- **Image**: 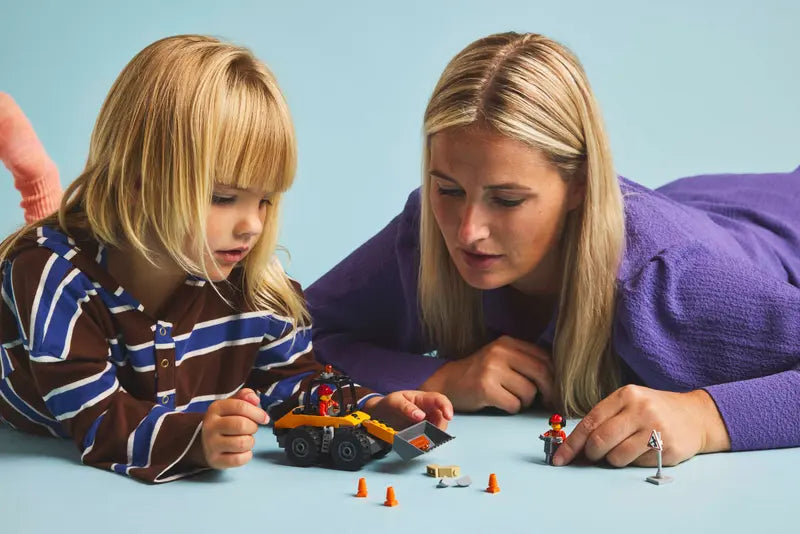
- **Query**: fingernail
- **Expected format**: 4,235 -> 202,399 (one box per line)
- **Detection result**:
264,413 -> 270,424
553,456 -> 564,467
412,409 -> 424,420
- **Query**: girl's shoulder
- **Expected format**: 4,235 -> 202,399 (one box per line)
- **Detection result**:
6,226 -> 102,273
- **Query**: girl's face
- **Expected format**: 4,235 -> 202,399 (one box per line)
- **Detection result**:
202,183 -> 272,281
428,126 -> 584,295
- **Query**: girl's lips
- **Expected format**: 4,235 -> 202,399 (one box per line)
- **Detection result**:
215,249 -> 247,264
460,249 -> 503,270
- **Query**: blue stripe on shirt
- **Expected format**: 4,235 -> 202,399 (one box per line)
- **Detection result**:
0,344 -> 14,379
42,364 -> 118,421
255,327 -> 312,369
260,372 -> 312,408
0,379 -> 66,437
176,314 -> 269,362
82,412 -> 105,450
130,405 -> 170,469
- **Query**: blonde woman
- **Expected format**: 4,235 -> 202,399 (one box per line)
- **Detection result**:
0,35 -> 451,483
308,32 -> 800,467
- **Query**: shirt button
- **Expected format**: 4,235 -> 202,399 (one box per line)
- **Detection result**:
160,358 -> 169,368
161,395 -> 169,405
159,326 -> 167,336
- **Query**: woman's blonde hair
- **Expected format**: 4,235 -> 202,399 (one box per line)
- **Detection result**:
0,34 -> 307,324
420,32 -> 624,416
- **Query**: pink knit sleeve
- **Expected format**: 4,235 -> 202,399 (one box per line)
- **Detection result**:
0,92 -> 63,223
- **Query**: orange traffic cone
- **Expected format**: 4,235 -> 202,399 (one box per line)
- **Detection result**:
486,473 -> 500,494
356,477 -> 368,498
384,486 -> 399,507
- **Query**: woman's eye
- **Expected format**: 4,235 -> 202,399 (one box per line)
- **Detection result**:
493,197 -> 525,208
211,194 -> 235,205
436,185 -> 464,197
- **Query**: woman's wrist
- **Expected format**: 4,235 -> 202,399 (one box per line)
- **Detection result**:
689,389 -> 731,454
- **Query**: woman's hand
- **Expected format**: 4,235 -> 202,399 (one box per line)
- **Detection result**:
362,390 -> 453,430
420,335 -> 554,413
553,385 -> 731,467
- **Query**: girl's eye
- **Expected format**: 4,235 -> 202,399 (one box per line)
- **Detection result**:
436,185 -> 464,198
260,198 -> 273,207
212,194 -> 235,205
492,197 -> 525,208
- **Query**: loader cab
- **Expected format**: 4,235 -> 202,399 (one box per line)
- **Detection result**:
300,365 -> 359,417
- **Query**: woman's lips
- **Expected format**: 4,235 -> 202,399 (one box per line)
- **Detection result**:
460,249 -> 502,270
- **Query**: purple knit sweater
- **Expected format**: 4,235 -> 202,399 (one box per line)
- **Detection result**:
307,168 -> 800,451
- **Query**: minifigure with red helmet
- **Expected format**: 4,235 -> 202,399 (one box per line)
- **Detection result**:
317,384 -> 340,416
539,414 -> 568,465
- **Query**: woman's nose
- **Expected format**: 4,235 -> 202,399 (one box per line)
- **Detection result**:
457,203 -> 489,244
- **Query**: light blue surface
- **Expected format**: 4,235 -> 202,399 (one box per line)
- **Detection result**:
0,413 -> 795,534
1,1 -> 798,286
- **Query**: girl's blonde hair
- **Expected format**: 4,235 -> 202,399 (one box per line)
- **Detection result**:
420,32 -> 625,416
0,34 -> 307,323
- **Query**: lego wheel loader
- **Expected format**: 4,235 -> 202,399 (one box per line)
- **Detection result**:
273,366 -> 454,470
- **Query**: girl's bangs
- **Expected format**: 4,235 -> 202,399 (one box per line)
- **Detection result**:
213,82 -> 295,195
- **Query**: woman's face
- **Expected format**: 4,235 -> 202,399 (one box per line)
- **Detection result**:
428,126 -> 584,295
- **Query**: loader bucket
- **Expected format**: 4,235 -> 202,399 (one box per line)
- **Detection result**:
392,421 -> 454,460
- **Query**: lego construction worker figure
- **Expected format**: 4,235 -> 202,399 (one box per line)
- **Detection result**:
539,414 -> 568,465
317,384 -> 340,416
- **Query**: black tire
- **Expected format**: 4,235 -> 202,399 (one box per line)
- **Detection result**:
372,442 -> 392,459
284,427 -> 321,467
330,429 -> 372,471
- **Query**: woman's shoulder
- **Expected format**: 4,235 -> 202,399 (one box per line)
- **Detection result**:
617,177 -> 706,282
618,168 -> 800,284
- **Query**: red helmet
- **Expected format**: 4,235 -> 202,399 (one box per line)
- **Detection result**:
549,414 -> 566,427
318,384 -> 333,396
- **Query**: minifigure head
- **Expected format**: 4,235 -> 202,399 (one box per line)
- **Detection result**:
548,413 -> 566,431
318,384 -> 334,398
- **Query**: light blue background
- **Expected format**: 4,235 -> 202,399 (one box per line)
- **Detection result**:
1,0 -> 798,286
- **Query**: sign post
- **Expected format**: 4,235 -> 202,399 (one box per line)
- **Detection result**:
645,430 -> 673,485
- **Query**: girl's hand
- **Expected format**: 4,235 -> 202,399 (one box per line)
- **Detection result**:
553,385 -> 731,467
199,388 -> 269,469
362,390 -> 453,430
420,335 -> 554,413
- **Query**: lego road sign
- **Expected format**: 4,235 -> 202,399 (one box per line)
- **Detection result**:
647,430 -> 663,451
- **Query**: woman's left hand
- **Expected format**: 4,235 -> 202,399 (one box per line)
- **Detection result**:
363,391 -> 454,430
553,385 -> 731,467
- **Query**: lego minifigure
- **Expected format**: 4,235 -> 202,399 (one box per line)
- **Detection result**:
539,414 -> 568,465
317,384 -> 340,416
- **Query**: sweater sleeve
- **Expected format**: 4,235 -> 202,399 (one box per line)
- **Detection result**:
8,249 -> 204,483
0,92 -> 62,223
247,319 -> 382,421
306,190 -> 446,393
613,242 -> 800,451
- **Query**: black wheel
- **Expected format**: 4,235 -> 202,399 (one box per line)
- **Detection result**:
330,429 -> 372,471
284,427 -> 321,467
372,442 -> 392,459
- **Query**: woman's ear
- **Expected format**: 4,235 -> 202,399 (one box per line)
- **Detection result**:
566,161 -> 587,211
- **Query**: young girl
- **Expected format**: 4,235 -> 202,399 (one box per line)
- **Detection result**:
306,32 -> 800,467
0,35 -> 451,483
0,92 -> 62,222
